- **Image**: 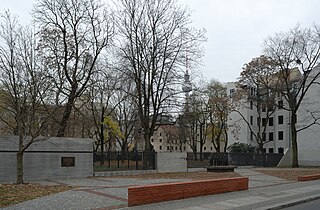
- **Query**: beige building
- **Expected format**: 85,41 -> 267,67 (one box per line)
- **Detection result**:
150,124 -> 217,153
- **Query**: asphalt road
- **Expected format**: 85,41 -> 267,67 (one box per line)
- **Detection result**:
282,198 -> 320,210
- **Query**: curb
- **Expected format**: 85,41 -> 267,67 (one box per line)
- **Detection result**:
265,195 -> 320,210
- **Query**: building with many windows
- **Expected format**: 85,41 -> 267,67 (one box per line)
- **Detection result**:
150,124 -> 217,153
226,82 -> 291,154
226,65 -> 320,165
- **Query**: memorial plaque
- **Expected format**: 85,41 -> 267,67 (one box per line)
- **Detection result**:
61,157 -> 75,167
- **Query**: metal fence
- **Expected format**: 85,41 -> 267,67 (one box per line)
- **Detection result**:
187,152 -> 283,168
93,151 -> 156,171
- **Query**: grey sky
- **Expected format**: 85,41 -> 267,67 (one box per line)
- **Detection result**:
2,0 -> 320,82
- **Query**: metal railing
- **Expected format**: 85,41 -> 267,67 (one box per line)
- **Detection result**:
93,151 -> 156,171
187,152 -> 283,168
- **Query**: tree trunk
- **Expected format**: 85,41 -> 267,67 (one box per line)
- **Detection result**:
199,123 -> 203,161
258,143 -> 264,154
16,151 -> 24,184
57,95 -> 75,137
224,129 -> 228,153
100,122 -> 105,166
193,148 -> 198,161
100,108 -> 105,166
291,123 -> 299,167
143,132 -> 154,169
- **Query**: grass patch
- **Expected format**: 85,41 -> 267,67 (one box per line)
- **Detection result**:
0,183 -> 72,208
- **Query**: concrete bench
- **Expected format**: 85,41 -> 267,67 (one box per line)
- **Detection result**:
128,177 -> 248,206
206,165 -> 237,172
298,174 -> 320,181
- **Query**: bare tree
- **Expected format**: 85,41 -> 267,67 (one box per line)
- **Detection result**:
33,0 -> 114,137
188,88 -> 209,160
236,55 -> 278,153
161,124 -> 185,152
112,82 -> 138,153
206,80 -> 232,153
264,25 -> 320,167
0,12 -> 50,184
86,65 -> 119,166
115,0 -> 205,155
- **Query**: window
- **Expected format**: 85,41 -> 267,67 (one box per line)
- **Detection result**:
262,118 -> 267,126
250,132 -> 254,141
263,148 -> 267,153
250,101 -> 253,110
159,138 -> 162,142
167,146 -> 170,150
269,117 -> 274,126
262,132 -> 266,141
175,146 -> 178,150
210,147 -> 213,151
183,146 -> 186,151
278,131 -> 284,140
61,157 -> 75,167
151,138 -> 153,142
262,105 -> 266,112
269,132 -> 274,141
278,100 -> 283,109
250,116 -> 253,125
269,148 -> 274,154
159,132 -> 162,136
278,147 -> 284,154
159,146 -> 162,150
257,117 -> 260,126
230,89 -> 235,97
204,146 -> 207,151
250,87 -> 256,96
278,115 -> 283,125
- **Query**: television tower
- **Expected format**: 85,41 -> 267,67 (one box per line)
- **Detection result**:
182,59 -> 192,112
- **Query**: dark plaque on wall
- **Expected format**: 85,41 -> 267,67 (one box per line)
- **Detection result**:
61,157 -> 75,167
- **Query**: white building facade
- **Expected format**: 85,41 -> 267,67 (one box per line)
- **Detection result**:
226,65 -> 320,165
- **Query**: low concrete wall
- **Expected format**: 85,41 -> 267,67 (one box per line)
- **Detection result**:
0,136 -> 93,182
157,152 -> 187,173
298,150 -> 320,166
277,148 -> 293,167
277,148 -> 320,167
128,177 -> 249,206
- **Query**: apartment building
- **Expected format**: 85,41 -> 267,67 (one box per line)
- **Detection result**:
226,65 -> 320,166
226,82 -> 291,154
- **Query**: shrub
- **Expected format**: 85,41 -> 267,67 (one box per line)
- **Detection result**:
227,142 -> 256,153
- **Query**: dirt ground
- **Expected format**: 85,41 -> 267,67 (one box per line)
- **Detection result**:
113,168 -> 320,181
113,171 -> 241,180
2,168 -> 320,208
255,168 -> 320,181
0,184 -> 72,208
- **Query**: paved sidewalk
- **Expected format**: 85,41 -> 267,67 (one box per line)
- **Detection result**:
2,168 -> 320,210
121,179 -> 320,210
235,168 -> 292,188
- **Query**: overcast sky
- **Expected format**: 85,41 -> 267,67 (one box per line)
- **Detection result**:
2,0 -> 320,82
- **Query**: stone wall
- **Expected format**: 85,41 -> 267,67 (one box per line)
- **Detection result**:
0,136 -> 93,182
